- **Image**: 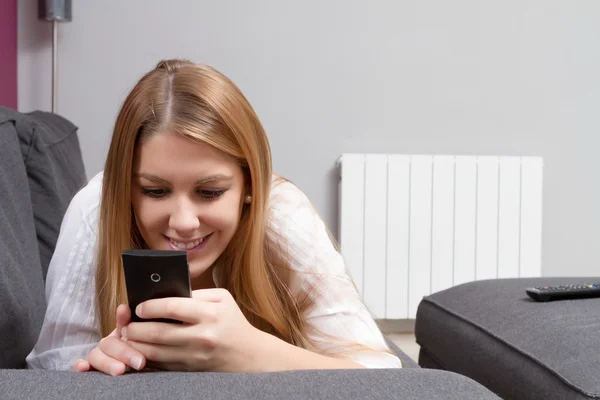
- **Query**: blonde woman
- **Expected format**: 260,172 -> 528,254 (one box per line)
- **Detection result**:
26,59 -> 402,375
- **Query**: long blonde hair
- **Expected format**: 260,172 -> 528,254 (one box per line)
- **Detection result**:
96,59 -> 319,350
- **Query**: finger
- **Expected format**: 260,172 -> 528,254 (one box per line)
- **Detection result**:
125,322 -> 197,346
73,359 -> 90,372
87,347 -> 126,376
126,340 -> 192,365
135,297 -> 198,324
116,304 -> 131,338
191,288 -> 229,302
91,336 -> 146,374
136,297 -> 221,325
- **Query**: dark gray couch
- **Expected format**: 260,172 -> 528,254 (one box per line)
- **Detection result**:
0,107 -> 499,399
416,278 -> 600,400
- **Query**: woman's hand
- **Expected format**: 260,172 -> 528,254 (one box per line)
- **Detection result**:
123,288 -> 265,372
73,304 -> 147,376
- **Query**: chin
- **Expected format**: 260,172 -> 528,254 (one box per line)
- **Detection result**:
188,259 -> 211,277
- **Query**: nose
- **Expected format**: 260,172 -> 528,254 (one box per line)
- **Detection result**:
169,198 -> 200,235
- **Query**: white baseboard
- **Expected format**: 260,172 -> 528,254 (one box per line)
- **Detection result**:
376,319 -> 416,334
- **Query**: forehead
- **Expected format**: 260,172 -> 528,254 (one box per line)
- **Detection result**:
134,132 -> 239,174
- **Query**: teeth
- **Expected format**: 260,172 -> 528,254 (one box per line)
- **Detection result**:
171,238 -> 203,250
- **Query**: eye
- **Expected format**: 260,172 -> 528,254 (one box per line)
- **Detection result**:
197,189 -> 225,200
141,188 -> 169,199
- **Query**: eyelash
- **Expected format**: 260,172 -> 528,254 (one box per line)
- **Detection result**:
140,188 -> 226,201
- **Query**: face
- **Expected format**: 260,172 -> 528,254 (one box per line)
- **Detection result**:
131,131 -> 246,288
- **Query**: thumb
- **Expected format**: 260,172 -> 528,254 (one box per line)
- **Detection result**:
73,359 -> 91,372
192,288 -> 227,303
116,303 -> 131,336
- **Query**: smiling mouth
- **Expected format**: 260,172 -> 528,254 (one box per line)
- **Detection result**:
167,233 -> 212,251
170,238 -> 203,250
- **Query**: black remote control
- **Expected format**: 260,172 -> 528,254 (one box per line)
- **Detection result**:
526,283 -> 600,302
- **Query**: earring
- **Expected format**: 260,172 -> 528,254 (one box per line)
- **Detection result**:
244,195 -> 252,204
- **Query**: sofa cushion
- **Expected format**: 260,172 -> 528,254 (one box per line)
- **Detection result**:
415,277 -> 600,400
0,115 -> 46,369
0,369 -> 500,399
11,108 -> 87,280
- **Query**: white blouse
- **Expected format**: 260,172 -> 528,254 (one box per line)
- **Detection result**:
26,172 -> 402,370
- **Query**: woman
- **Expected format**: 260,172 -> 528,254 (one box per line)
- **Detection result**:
26,59 -> 402,375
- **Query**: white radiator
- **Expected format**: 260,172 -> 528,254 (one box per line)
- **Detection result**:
338,154 -> 543,319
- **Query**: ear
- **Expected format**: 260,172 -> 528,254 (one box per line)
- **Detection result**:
243,167 -> 252,203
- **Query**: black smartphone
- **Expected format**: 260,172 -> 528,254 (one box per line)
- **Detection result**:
121,249 -> 192,323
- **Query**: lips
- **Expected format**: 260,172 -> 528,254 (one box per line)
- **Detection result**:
170,237 -> 204,250
166,233 -> 212,252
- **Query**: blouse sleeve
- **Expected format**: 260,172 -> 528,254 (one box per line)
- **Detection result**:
268,180 -> 402,368
26,175 -> 103,370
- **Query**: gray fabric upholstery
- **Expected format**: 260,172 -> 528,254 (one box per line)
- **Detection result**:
14,108 -> 87,279
0,369 -> 500,400
415,277 -> 600,400
0,115 -> 46,369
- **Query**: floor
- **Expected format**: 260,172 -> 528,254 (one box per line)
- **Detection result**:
388,332 -> 420,362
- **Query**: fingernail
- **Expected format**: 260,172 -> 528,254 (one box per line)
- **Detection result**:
109,362 -> 122,376
121,327 -> 127,338
130,355 -> 143,371
135,304 -> 142,317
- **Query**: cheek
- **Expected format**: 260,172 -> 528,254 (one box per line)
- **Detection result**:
200,196 -> 242,234
133,197 -> 167,234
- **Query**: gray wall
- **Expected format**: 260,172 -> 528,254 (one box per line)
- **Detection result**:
19,0 -> 600,277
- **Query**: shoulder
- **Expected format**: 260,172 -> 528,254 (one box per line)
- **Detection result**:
267,175 -> 321,237
44,171 -> 104,302
63,171 -> 103,232
268,175 -> 311,208
267,175 -> 342,275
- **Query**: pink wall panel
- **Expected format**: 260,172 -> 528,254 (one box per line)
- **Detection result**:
0,0 -> 17,109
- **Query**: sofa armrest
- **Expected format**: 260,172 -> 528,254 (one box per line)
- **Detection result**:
0,369 -> 499,400
384,335 -> 419,368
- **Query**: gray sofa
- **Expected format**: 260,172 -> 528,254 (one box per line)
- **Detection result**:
416,278 -> 600,400
0,107 -> 499,399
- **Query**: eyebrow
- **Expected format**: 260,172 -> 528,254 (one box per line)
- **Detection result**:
134,173 -> 233,185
